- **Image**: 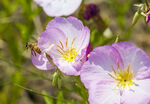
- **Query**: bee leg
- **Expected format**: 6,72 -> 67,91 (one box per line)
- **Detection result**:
31,50 -> 36,56
33,50 -> 37,56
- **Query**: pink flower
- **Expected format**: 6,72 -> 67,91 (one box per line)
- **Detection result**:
34,0 -> 82,17
80,42 -> 150,104
31,16 -> 90,76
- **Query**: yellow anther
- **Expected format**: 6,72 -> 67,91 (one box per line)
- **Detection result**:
108,61 -> 134,89
63,48 -> 78,62
56,37 -> 78,63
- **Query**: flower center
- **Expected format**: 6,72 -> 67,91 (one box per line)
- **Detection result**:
56,37 -> 78,63
62,47 -> 78,62
108,60 -> 135,89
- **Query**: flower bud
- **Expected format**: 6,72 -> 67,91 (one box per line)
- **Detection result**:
52,72 -> 59,86
82,4 -> 99,20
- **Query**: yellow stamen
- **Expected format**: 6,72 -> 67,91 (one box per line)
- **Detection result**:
56,44 -> 65,52
117,59 -> 119,70
59,40 -> 64,49
108,62 -> 135,89
111,65 -> 116,74
62,48 -> 78,62
56,37 -> 78,63
71,37 -> 76,47
108,73 -> 118,80
66,37 -> 68,47
56,49 -> 63,55
127,64 -> 130,73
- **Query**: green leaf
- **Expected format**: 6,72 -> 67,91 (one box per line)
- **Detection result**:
42,91 -> 53,104
0,86 -> 8,104
56,91 -> 64,104
16,23 -> 34,45
5,26 -> 22,65
67,100 -> 76,104
73,76 -> 89,103
9,71 -> 27,104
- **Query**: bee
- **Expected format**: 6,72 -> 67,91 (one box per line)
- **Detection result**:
26,42 -> 41,56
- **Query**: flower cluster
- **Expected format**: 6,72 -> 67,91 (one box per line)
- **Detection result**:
30,16 -> 150,103
30,1 -> 150,104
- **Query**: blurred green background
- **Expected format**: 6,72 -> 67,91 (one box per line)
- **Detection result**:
0,0 -> 150,104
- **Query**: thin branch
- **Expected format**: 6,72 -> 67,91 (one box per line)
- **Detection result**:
0,57 -> 51,81
15,83 -> 68,102
145,0 -> 150,9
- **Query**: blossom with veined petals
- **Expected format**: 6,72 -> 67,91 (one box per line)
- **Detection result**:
31,16 -> 90,76
80,42 -> 150,104
34,0 -> 82,17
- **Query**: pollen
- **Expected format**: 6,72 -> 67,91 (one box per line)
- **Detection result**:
108,60 -> 135,89
56,37 -> 78,63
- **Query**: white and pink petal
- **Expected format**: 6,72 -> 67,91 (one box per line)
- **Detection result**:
56,60 -> 80,76
89,80 -> 120,104
31,52 -> 55,70
46,17 -> 90,54
121,79 -> 150,104
34,0 -> 82,17
112,42 -> 150,72
87,46 -> 123,72
80,63 -> 111,89
38,27 -> 66,59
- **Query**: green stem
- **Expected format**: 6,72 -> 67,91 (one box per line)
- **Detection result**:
73,76 -> 88,100
93,15 -> 108,33
15,83 -> 68,102
0,57 -> 51,81
145,0 -> 150,9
